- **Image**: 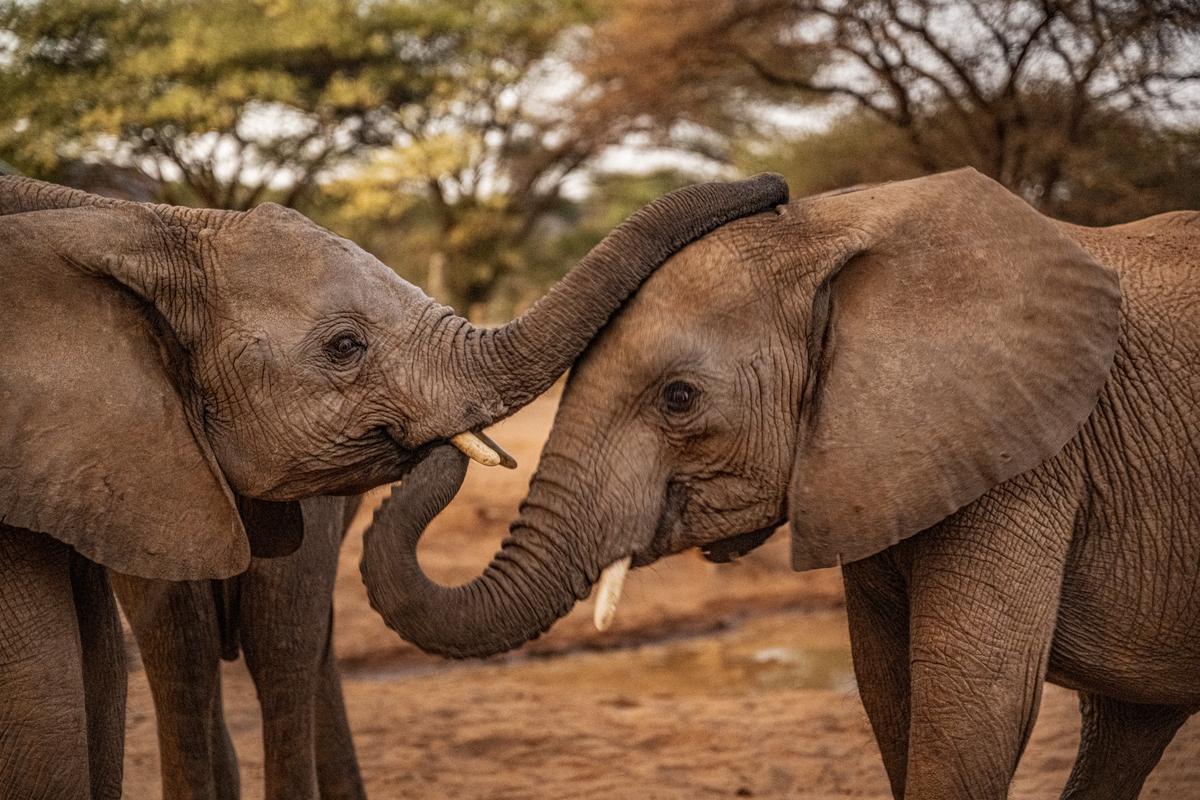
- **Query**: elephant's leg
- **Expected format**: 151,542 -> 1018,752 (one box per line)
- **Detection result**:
240,498 -> 345,800
900,492 -> 1073,800
314,608 -> 366,800
208,670 -> 240,800
1059,693 -> 1190,799
70,553 -> 126,800
111,574 -> 232,800
240,580 -> 320,800
0,527 -> 91,799
843,554 -> 911,799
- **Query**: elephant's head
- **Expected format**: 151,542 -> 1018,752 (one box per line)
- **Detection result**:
0,173 -> 786,580
362,168 -> 1122,658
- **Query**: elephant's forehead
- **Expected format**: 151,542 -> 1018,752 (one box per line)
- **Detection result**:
584,234 -> 766,379
636,232 -> 762,311
213,220 -> 420,316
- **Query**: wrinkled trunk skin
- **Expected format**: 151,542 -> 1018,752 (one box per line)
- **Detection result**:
361,446 -> 605,658
426,174 -> 788,437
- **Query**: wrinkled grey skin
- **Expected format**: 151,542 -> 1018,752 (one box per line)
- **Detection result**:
0,175 -> 787,798
112,496 -> 364,800
371,169 -> 1200,798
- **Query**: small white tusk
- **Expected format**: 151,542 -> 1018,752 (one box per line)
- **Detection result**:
449,432 -> 501,467
593,556 -> 633,632
476,430 -> 518,469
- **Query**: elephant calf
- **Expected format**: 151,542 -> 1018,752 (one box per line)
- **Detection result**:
369,169 -> 1199,799
0,173 -> 784,796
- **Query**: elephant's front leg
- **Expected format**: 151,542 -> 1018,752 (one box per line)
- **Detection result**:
0,527 -> 92,799
240,577 -> 322,800
900,486 -> 1074,799
843,554 -> 912,797
314,607 -> 367,800
110,573 -> 234,800
240,497 -> 346,800
1060,692 -> 1190,799
70,552 -> 127,800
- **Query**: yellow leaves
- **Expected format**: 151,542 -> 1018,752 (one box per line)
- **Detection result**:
326,179 -> 415,227
256,0 -> 293,20
322,151 -> 425,226
402,134 -> 483,180
324,73 -> 384,110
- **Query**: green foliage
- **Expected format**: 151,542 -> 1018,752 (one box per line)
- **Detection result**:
0,0 -> 597,210
0,0 -> 432,205
4,0 -> 1199,316
0,0 -> 614,316
302,0 -> 618,316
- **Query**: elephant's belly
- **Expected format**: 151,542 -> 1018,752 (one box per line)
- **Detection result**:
1047,544 -> 1200,707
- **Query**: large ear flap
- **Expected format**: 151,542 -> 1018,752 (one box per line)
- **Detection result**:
787,169 -> 1121,570
0,199 -> 254,579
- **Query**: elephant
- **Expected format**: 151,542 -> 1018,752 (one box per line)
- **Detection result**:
0,172 -> 787,797
112,494 -> 365,800
365,168 -> 1200,799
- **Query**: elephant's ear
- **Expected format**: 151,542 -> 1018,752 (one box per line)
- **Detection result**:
787,169 -> 1121,570
0,202 -> 253,580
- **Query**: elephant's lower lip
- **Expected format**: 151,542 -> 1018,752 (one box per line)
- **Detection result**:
699,525 -> 781,563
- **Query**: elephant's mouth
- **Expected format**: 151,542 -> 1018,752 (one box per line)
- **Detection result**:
595,522 -> 784,633
314,430 -> 436,497
699,524 -> 781,563
635,482 -> 783,566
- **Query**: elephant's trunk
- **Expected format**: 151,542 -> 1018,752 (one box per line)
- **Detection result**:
361,446 -> 600,658
428,174 -> 787,437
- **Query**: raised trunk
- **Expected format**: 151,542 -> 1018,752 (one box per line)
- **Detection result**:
431,174 -> 787,435
360,446 -> 599,658
0,176 -> 127,216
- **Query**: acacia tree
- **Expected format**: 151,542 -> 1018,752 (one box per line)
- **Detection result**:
317,0 -> 634,317
583,0 -> 1200,216
1,0 -> 624,313
0,0 -> 455,209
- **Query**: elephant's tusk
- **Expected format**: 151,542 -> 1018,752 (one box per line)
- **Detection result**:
474,430 -> 517,469
593,556 -> 632,632
450,431 -> 503,467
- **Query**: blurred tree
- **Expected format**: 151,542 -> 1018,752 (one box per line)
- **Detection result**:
504,168 -> 699,312
0,0 -> 627,315
311,0 -> 634,318
0,0 -> 451,209
739,102 -> 1200,226
583,0 -> 1200,220
736,110 -> 926,195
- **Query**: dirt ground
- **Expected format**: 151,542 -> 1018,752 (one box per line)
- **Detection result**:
122,388 -> 1199,799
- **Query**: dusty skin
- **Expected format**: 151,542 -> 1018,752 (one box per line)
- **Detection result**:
121,389 -> 1199,799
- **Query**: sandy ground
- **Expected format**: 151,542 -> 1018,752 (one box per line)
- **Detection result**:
122,389 -> 1199,798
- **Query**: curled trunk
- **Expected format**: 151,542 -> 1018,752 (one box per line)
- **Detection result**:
361,446 -> 600,658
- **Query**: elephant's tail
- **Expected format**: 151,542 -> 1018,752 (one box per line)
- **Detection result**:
211,576 -> 242,662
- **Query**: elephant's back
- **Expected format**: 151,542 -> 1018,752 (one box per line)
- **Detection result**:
1059,212 -> 1200,421
1058,212 -> 1200,300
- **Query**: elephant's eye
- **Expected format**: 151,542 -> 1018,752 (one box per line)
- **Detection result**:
325,333 -> 366,363
662,380 -> 700,415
